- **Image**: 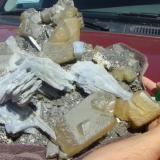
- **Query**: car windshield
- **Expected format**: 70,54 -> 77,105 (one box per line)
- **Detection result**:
76,0 -> 160,15
1,0 -> 57,12
0,0 -> 160,15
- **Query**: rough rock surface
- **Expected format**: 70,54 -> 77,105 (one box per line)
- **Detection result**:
93,44 -> 148,91
115,91 -> 160,128
54,92 -> 116,157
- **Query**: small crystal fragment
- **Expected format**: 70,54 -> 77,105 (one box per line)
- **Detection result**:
46,141 -> 59,159
0,102 -> 56,141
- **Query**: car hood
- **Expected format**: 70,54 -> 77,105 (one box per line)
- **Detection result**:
0,15 -> 18,41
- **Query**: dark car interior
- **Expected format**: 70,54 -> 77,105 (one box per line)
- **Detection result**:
74,0 -> 160,9
79,0 -> 160,36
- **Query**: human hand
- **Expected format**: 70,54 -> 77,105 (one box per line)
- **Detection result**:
84,120 -> 160,160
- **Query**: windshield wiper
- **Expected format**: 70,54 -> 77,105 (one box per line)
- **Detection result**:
84,18 -> 109,31
0,10 -> 23,15
117,12 -> 160,19
82,10 -> 160,20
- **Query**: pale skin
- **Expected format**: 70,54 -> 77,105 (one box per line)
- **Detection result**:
83,123 -> 160,160
84,77 -> 160,160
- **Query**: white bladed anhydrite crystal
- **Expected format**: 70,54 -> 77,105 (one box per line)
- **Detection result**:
0,68 -> 42,106
4,36 -> 75,92
0,55 -> 74,105
71,61 -> 132,100
0,36 -> 24,75
0,36 -> 74,106
18,55 -> 75,92
0,102 -> 56,141
0,42 -> 13,75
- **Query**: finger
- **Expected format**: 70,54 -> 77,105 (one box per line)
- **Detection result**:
142,76 -> 156,91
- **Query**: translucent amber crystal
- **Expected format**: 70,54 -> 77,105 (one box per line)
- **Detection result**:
54,92 -> 116,156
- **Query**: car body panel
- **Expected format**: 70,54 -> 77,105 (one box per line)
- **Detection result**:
0,15 -> 19,40
0,24 -> 16,41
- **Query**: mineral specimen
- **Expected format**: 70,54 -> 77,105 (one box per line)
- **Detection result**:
42,42 -> 75,64
111,67 -> 137,83
18,55 -> 75,92
114,91 -> 160,128
42,3 -> 83,64
0,102 -> 56,141
54,92 -> 116,156
0,42 -> 13,75
17,7 -> 47,42
42,41 -> 86,64
0,0 -> 152,159
71,61 -> 132,100
92,49 -> 111,69
0,68 -> 42,106
93,44 -> 148,82
91,92 -> 116,114
18,17 -> 45,40
46,141 -> 59,159
4,36 -> 75,92
0,37 -> 24,78
20,8 -> 42,24
48,17 -> 81,43
41,0 -> 77,25
0,39 -> 75,106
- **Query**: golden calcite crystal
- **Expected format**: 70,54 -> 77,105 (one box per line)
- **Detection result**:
114,98 -> 130,121
111,67 -> 137,83
42,42 -> 74,64
48,17 -> 81,43
114,91 -> 160,128
54,92 -> 116,156
48,4 -> 82,44
41,4 -> 80,25
43,7 -> 82,64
